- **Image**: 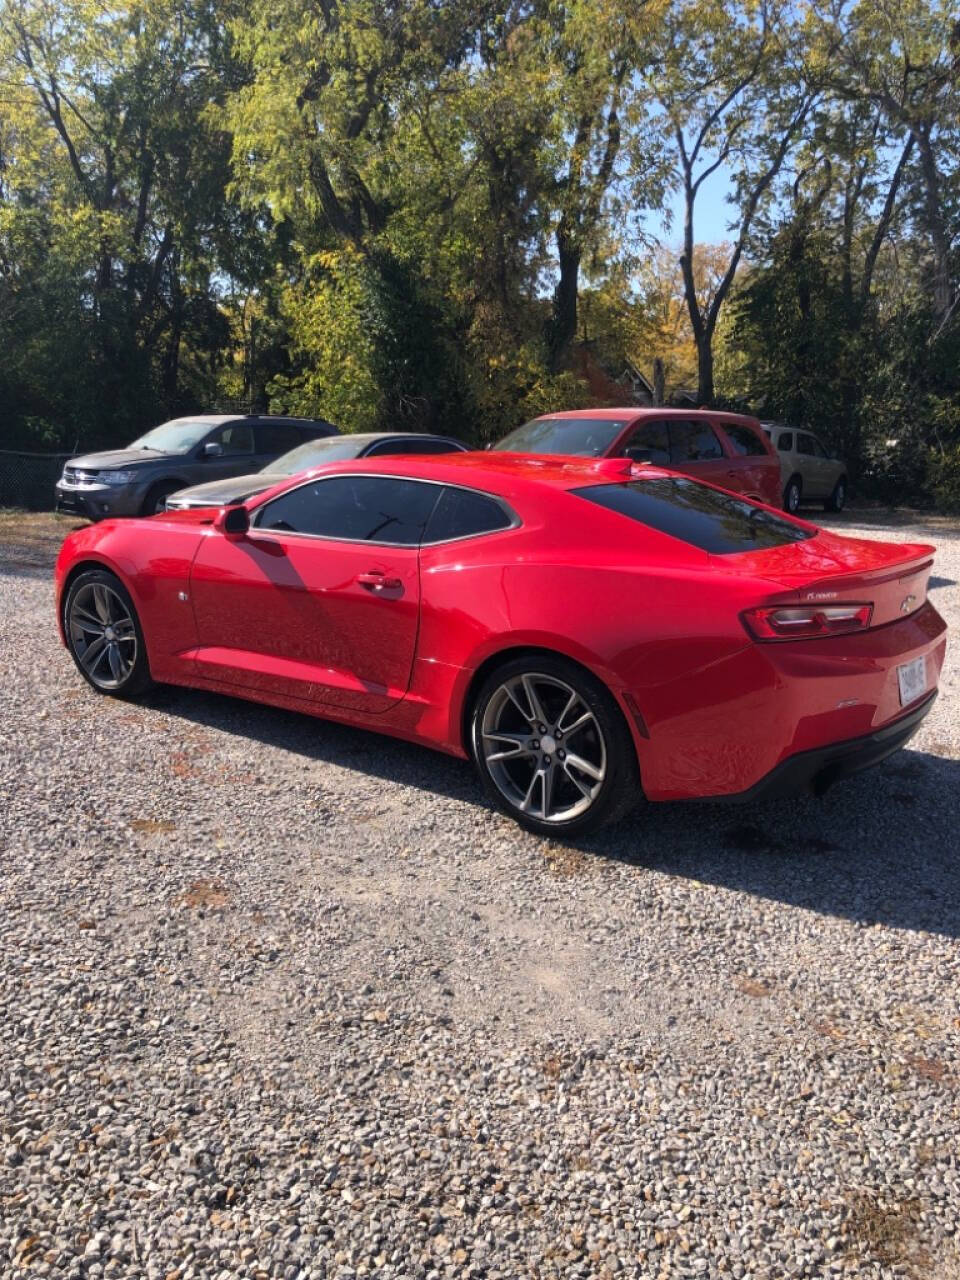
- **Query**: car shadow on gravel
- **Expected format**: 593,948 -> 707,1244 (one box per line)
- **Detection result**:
605,750 -> 960,940
146,684 -> 960,940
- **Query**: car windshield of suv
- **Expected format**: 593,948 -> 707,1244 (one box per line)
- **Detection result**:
129,420 -> 217,454
266,437 -> 367,475
493,417 -> 627,456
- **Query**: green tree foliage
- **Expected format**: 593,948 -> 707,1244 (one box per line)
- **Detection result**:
0,0 -> 955,504
0,0 -> 243,447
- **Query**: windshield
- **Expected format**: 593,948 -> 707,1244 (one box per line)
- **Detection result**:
493,417 -> 627,456
129,420 -> 215,454
266,437 -> 365,475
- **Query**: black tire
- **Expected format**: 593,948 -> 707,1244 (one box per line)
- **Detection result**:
469,653 -> 640,838
825,476 -> 847,512
783,476 -> 802,514
141,481 -> 182,516
63,569 -> 154,698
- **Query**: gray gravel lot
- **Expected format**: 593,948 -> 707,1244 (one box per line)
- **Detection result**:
1,509 -> 959,1280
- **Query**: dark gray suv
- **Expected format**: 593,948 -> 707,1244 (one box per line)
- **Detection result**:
55,414 -> 339,520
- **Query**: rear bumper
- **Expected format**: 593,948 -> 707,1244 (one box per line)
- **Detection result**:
718,690 -> 936,802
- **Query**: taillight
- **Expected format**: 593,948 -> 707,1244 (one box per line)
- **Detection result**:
742,603 -> 873,641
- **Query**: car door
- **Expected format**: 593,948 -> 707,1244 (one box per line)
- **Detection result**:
188,474 -> 441,713
665,419 -> 731,488
191,422 -> 259,483
772,429 -> 794,486
615,419 -> 671,466
253,422 -> 302,470
716,421 -> 779,502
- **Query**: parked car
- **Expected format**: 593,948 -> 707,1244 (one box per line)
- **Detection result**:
56,453 -> 945,837
55,414 -> 339,520
493,408 -> 782,507
164,432 -> 468,511
761,423 -> 848,514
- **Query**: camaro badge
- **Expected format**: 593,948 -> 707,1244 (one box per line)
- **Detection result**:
901,595 -> 916,613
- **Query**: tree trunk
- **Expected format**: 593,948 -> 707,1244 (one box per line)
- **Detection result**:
914,127 -> 953,323
548,227 -> 580,372
653,357 -> 665,406
695,334 -> 714,407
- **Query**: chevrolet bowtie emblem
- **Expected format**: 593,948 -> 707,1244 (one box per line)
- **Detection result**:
901,594 -> 916,614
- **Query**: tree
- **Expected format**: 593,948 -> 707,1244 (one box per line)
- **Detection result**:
637,0 -> 815,405
0,0 -> 241,443
812,0 -> 960,325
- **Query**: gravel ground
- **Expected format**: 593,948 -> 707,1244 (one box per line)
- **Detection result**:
1,509 -> 959,1280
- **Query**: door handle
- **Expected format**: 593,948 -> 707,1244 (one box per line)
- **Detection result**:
357,571 -> 402,591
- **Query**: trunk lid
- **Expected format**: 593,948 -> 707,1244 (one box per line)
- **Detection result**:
717,529 -> 935,628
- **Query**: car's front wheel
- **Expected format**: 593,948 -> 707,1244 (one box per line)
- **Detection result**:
470,654 -> 639,837
784,476 -> 802,514
64,570 -> 153,697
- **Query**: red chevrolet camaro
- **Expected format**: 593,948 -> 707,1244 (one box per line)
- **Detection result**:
55,453 -> 947,836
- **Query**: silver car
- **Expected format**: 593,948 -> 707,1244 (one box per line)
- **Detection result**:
761,423 -> 848,514
163,432 -> 469,511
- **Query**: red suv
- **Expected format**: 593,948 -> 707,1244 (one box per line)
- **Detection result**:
493,408 -> 782,507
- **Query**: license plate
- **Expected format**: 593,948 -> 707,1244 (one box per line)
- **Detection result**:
897,656 -> 927,706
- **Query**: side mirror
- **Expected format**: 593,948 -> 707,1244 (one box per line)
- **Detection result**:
213,504 -> 249,538
202,441 -> 224,458
625,446 -> 654,463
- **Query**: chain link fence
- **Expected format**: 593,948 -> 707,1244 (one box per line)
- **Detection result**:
0,450 -> 72,511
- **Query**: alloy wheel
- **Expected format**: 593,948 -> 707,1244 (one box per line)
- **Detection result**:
480,672 -> 607,823
67,582 -> 138,690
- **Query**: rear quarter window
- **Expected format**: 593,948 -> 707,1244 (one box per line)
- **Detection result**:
571,477 -> 813,555
423,486 -> 514,542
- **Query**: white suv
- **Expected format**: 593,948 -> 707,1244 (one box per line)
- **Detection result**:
761,423 -> 848,514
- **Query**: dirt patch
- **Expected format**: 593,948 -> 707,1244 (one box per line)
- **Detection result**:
130,818 -> 177,835
0,510 -> 88,570
843,1190 -> 925,1272
176,880 -> 231,910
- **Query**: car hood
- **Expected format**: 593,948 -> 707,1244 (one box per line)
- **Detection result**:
169,473 -> 283,506
67,448 -> 167,470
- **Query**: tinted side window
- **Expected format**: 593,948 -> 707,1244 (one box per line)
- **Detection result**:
404,439 -> 464,454
670,420 -> 723,462
777,432 -> 793,452
810,437 -> 827,458
723,424 -> 766,457
363,438 -> 462,457
571,478 -> 813,555
256,423 -> 302,453
423,487 -> 513,542
213,423 -> 254,455
620,421 -> 670,465
796,434 -> 815,456
255,476 -> 440,545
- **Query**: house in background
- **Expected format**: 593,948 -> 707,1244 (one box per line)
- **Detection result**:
616,359 -> 700,408
616,360 -> 656,405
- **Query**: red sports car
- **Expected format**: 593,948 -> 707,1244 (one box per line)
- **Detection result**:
55,454 -> 946,836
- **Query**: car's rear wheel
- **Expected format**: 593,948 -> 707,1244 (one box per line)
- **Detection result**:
64,570 -> 153,697
141,482 -> 181,516
825,477 -> 847,512
470,654 -> 638,837
784,476 -> 802,514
